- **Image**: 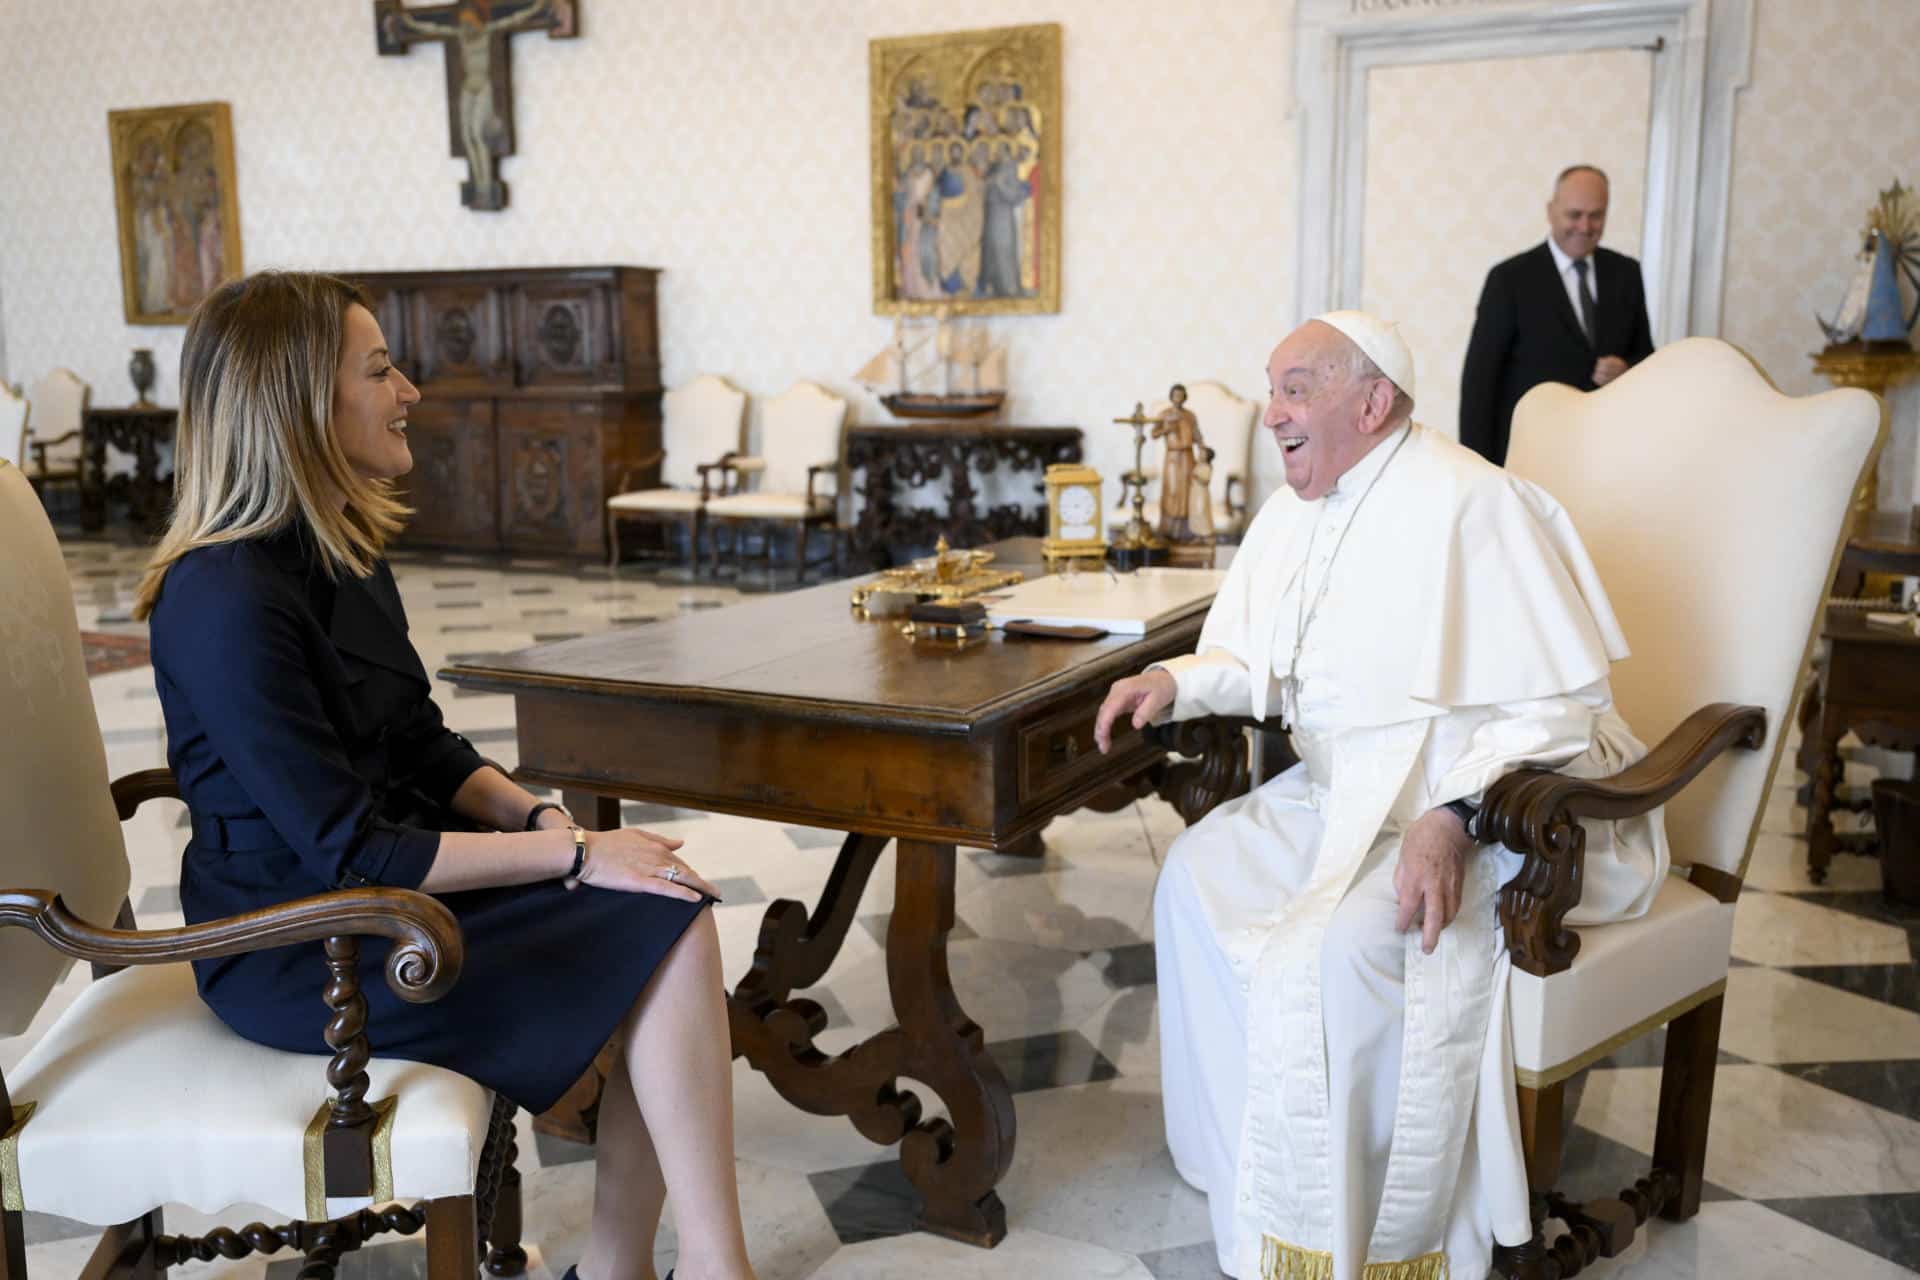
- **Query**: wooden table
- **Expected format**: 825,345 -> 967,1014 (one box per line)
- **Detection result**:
440,549 -> 1228,1245
1807,608 -> 1920,882
79,405 -> 176,535
845,424 -> 1083,567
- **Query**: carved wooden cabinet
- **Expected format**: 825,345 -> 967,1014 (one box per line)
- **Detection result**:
343,266 -> 662,555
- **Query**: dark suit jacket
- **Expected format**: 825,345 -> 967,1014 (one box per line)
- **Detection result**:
1459,242 -> 1654,466
149,528 -> 485,969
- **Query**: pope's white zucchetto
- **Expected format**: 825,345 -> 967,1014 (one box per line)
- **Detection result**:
1311,309 -> 1416,401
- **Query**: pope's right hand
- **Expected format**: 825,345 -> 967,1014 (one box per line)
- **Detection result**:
1094,668 -> 1177,753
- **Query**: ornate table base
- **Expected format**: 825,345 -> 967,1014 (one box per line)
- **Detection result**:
81,407 -> 177,535
847,424 -> 1082,567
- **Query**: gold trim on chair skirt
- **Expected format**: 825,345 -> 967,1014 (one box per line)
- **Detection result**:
303,1095 -> 398,1220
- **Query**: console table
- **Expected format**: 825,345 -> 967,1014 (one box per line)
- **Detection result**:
79,405 -> 176,535
845,424 -> 1082,567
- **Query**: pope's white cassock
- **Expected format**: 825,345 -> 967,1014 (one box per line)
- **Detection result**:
1151,420 -> 1668,1280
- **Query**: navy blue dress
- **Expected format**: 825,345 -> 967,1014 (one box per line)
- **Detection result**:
148,527 -> 707,1113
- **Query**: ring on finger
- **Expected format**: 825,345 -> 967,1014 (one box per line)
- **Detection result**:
661,865 -> 681,884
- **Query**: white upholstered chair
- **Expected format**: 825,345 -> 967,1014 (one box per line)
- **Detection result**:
0,460 -> 526,1279
22,368 -> 87,497
1482,337 -> 1881,1276
1140,380 -> 1258,540
605,373 -> 747,569
704,380 -> 850,582
0,383 -> 28,474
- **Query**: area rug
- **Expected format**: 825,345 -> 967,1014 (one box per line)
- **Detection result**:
80,631 -> 152,678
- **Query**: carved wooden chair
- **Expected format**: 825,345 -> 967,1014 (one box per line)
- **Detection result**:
1139,380 -> 1259,541
605,372 -> 747,570
1147,338 -> 1881,1277
21,368 -> 87,503
0,460 -> 527,1279
703,380 -> 850,584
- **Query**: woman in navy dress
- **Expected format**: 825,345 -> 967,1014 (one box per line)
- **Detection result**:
133,271 -> 754,1280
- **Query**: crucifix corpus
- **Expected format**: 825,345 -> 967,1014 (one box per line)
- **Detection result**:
374,0 -> 577,212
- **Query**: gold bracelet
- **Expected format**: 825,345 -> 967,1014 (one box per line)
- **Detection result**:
561,825 -> 589,890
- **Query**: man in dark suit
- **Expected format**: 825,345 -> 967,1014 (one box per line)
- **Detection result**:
1459,165 -> 1655,465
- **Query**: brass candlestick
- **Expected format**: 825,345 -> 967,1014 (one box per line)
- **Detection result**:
1109,401 -> 1169,569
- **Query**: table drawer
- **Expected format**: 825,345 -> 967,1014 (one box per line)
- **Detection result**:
1018,694 -> 1141,803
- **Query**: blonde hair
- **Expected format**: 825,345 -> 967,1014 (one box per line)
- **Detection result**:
133,271 -> 409,620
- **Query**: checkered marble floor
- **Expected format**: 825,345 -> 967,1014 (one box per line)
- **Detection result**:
13,535 -> 1919,1279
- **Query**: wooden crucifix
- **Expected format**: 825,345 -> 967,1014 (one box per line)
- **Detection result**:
374,0 -> 577,211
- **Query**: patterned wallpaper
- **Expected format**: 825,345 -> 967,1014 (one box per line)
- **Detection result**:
0,0 -> 1295,511
1361,48 -> 1650,442
1,0 -> 1915,512
1718,0 -> 1920,511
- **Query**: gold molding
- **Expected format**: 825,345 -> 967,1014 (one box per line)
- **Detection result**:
1,1101 -> 35,1212
1512,978 -> 1725,1089
303,1094 -> 398,1219
869,23 -> 1061,316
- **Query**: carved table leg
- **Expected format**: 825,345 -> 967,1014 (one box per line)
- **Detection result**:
81,421 -> 107,532
888,838 -> 1014,1244
1808,695 -> 1846,884
728,832 -> 1014,1247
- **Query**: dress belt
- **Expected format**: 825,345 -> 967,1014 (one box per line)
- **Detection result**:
190,813 -> 284,851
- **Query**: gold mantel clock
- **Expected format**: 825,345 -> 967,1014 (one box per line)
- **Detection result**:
1042,463 -> 1106,571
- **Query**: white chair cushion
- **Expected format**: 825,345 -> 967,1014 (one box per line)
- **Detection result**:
607,487 -> 704,513
1507,873 -> 1733,1081
10,963 -> 491,1225
705,492 -> 832,519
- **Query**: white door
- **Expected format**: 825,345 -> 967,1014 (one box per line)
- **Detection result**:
1358,48 -> 1653,440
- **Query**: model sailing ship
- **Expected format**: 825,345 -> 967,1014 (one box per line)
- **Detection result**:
856,314 -> 1008,419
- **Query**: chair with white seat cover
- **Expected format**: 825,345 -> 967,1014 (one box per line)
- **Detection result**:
606,373 -> 748,568
0,458 -> 526,1279
22,368 -> 87,499
1139,380 -> 1258,540
1480,338 -> 1879,1276
703,380 -> 849,582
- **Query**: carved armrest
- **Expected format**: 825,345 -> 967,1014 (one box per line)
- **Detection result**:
696,452 -> 757,499
613,447 -> 667,496
1142,715 -> 1267,826
28,431 -> 81,475
0,885 -> 462,1003
1484,702 -> 1766,977
806,461 -> 840,509
110,766 -> 180,820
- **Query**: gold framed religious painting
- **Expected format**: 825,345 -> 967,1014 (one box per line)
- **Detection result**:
870,23 -> 1061,316
108,101 -> 244,325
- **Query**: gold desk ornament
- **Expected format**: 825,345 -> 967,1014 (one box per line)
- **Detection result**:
1109,401 -> 1171,571
849,536 -> 1025,614
1041,461 -> 1107,573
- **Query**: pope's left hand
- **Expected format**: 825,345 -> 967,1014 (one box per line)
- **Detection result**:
1394,807 -> 1476,954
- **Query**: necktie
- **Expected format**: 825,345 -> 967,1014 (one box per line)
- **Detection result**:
1573,258 -> 1598,345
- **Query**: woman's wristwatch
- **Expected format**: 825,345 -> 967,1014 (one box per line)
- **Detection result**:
561,824 -> 590,890
1441,797 -> 1482,843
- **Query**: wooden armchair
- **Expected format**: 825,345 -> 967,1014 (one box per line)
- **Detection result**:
0,384 -> 27,477
0,460 -> 526,1280
1144,338 -> 1882,1278
605,372 -> 747,569
21,368 -> 86,503
703,380 -> 850,584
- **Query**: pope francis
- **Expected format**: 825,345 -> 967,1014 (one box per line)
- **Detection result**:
1094,312 -> 1667,1280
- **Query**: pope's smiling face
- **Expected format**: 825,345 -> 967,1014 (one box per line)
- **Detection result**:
1262,322 -> 1399,501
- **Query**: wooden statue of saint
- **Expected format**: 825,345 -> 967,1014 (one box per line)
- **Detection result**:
1151,383 -> 1208,543
375,0 -> 578,211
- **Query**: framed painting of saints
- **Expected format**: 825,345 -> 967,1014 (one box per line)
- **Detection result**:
108,101 -> 244,326
870,23 -> 1061,316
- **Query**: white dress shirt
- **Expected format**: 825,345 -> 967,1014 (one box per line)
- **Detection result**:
1545,237 -> 1596,340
